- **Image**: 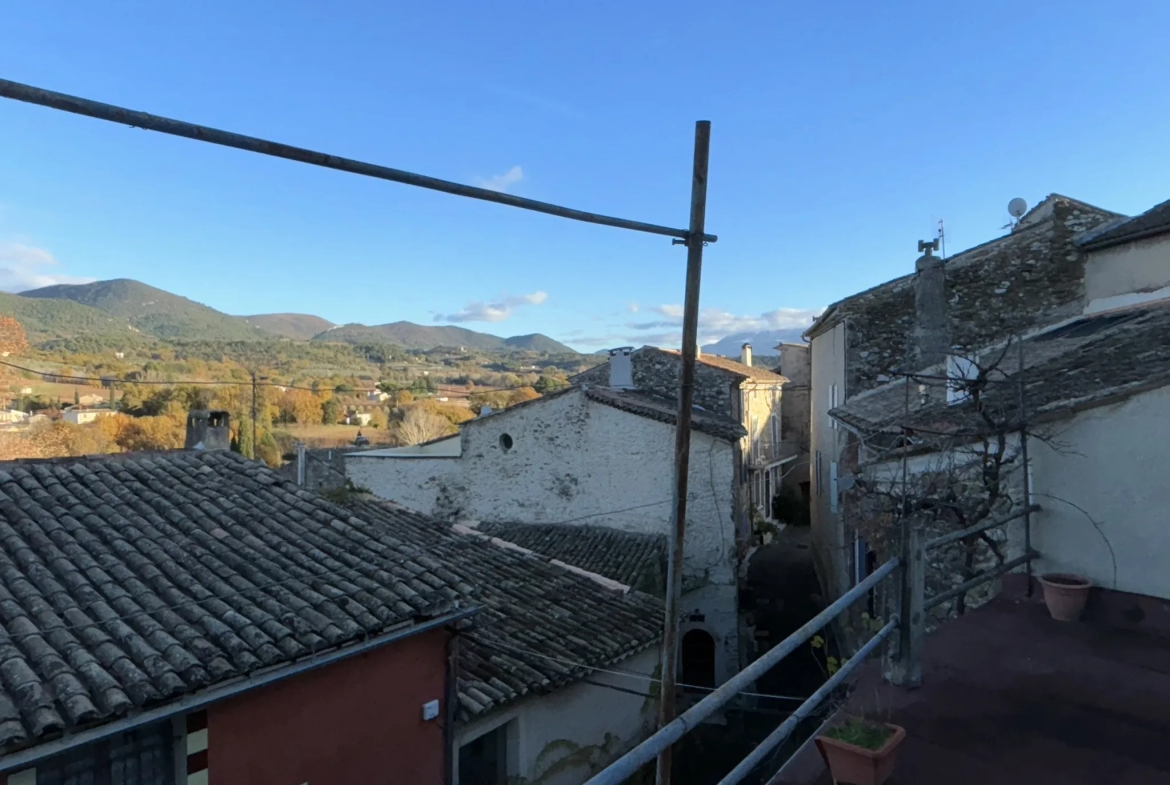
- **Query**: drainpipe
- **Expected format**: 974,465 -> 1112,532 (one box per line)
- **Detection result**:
444,631 -> 461,785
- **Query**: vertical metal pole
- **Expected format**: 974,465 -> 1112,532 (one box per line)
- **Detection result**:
889,525 -> 924,688
296,442 -> 307,487
1017,337 -> 1033,597
656,120 -> 711,785
250,371 -> 258,460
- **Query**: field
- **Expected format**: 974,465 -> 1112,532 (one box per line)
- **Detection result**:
273,423 -> 397,450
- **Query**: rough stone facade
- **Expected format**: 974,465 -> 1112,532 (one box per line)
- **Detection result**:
775,343 -> 811,491
809,196 -> 1123,396
573,347 -> 745,415
277,447 -> 364,493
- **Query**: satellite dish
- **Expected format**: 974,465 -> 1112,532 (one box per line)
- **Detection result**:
1008,198 -> 1028,219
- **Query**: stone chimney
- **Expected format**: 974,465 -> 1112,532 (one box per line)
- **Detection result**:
741,343 -> 753,367
185,410 -> 231,451
696,344 -> 702,359
912,239 -> 950,371
608,347 -> 635,390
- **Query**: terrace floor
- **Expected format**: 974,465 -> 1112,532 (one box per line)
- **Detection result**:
796,584 -> 1170,784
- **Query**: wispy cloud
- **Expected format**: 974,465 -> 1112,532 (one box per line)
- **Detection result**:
627,301 -> 640,313
0,242 -> 94,293
625,306 -> 824,345
437,290 -> 549,323
473,165 -> 524,194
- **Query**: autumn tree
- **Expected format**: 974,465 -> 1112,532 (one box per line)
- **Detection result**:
321,397 -> 341,425
398,406 -> 454,446
369,408 -> 389,429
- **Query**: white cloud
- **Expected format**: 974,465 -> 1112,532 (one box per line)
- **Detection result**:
627,301 -> 640,313
438,290 -> 549,323
0,243 -> 94,293
473,165 -> 524,194
627,305 -> 824,345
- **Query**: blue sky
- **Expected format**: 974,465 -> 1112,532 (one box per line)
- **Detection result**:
2,1 -> 1169,353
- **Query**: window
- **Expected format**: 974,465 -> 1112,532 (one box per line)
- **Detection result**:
37,722 -> 174,785
460,723 -> 513,785
498,433 -> 514,451
770,413 -> 779,448
815,451 -> 823,496
829,384 -> 840,429
751,416 -> 760,460
946,355 -> 978,406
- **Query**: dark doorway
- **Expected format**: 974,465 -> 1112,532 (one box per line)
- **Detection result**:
681,629 -> 718,690
459,723 -> 509,785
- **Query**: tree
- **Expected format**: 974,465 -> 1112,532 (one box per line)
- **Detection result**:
397,390 -> 414,406
369,408 -> 389,429
507,387 -> 541,406
533,375 -> 568,394
321,397 -> 341,425
398,406 -> 454,446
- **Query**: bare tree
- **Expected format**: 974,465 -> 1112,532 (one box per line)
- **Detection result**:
398,406 -> 453,446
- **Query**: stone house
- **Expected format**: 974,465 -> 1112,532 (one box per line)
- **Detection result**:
346,369 -> 753,685
810,193 -> 1170,612
62,406 -> 116,425
572,345 -> 794,524
0,448 -> 662,785
802,193 -> 1125,598
773,342 -> 811,500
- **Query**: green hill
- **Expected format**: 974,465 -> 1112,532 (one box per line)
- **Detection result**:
0,290 -> 134,343
19,279 -> 272,342
242,313 -> 336,341
313,321 -> 575,353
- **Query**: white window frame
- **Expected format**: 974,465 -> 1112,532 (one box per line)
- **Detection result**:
829,461 -> 839,512
829,383 -> 840,429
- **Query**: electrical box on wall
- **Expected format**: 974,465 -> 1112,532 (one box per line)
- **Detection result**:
422,699 -> 441,721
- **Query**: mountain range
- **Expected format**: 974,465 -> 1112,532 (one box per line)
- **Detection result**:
3,279 -> 578,353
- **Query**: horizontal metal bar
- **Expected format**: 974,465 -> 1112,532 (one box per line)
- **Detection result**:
0,607 -> 477,773
924,550 -> 1037,612
718,617 -> 900,785
925,505 -> 1040,551
582,557 -> 900,785
0,78 -> 717,244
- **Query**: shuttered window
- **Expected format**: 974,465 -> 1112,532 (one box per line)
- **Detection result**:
37,722 -> 175,785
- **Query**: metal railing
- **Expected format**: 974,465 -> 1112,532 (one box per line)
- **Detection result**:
585,510 -> 1039,785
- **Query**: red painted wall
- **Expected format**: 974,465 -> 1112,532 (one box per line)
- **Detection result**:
209,627 -> 450,785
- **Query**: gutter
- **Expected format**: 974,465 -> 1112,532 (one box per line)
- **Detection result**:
0,607 -> 480,774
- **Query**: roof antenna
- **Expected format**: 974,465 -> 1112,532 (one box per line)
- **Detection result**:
937,219 -> 946,259
1005,197 -> 1028,232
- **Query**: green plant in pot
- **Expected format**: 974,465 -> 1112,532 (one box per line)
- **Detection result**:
811,631 -> 906,785
816,716 -> 906,785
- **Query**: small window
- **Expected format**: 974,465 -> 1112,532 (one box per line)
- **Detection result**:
460,723 -> 511,785
946,355 -> 978,405
499,433 -> 514,452
829,461 -> 839,513
829,384 -> 839,429
681,629 -> 717,690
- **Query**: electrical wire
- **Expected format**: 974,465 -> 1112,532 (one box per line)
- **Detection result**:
465,634 -> 809,702
0,358 -> 555,396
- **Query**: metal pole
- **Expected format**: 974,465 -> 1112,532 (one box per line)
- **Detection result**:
1017,336 -> 1033,598
889,526 -> 924,688
656,119 -> 711,785
251,371 -> 258,460
0,78 -> 717,244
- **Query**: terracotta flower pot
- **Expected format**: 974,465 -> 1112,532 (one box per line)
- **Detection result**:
816,723 -> 905,785
1039,573 -> 1092,621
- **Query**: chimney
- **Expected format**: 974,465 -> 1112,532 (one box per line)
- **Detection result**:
696,344 -> 702,359
185,409 -> 231,451
741,343 -> 753,367
609,347 -> 635,390
913,239 -> 950,370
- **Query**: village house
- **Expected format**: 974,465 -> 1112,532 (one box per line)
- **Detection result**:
802,194 -> 1126,598
0,409 -> 29,425
346,353 -> 752,684
62,406 -> 117,425
572,345 -> 794,524
772,342 -> 811,501
0,437 -> 662,785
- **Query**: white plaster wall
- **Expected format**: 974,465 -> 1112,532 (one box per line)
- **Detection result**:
454,647 -> 660,785
359,435 -> 462,457
1030,386 -> 1170,599
809,323 -> 849,596
348,388 -> 742,676
1084,234 -> 1170,304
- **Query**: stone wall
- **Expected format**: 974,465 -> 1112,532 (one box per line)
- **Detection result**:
573,348 -> 740,417
277,448 -> 356,493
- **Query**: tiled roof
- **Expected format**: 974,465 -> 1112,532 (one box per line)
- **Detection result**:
1078,197 -> 1170,250
584,387 -> 748,442
343,500 -> 664,720
473,522 -> 667,596
658,348 -> 787,382
0,451 -> 662,753
831,299 -> 1170,445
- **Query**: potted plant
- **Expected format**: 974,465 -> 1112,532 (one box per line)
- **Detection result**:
1038,573 -> 1092,621
816,716 -> 906,785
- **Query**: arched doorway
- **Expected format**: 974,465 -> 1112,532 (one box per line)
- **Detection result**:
681,629 -> 717,690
